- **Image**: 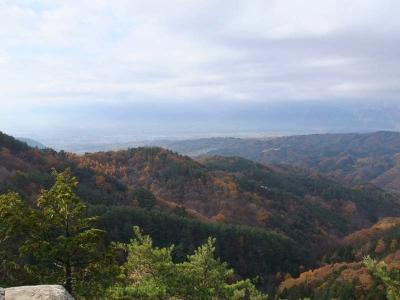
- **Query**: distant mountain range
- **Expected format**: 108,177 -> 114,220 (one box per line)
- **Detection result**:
10,100 -> 400,154
157,131 -> 400,192
17,137 -> 47,149
2,130 -> 399,250
71,149 -> 400,250
2,130 -> 400,297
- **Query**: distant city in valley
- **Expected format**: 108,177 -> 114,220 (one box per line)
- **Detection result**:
8,100 -> 400,152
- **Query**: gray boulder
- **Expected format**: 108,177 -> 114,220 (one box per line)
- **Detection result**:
4,285 -> 74,300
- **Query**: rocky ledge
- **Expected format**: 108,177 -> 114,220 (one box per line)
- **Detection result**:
0,285 -> 74,300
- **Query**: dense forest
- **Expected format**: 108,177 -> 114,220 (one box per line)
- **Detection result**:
0,170 -> 267,299
71,148 -> 400,254
279,218 -> 400,299
159,131 -> 400,192
1,131 -> 400,299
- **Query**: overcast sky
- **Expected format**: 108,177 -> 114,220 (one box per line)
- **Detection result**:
1,0 -> 400,141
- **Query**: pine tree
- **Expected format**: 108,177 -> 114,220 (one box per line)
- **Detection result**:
108,227 -> 268,300
24,169 -> 107,295
0,192 -> 33,285
364,256 -> 400,300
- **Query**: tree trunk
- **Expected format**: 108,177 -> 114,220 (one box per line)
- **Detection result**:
65,260 -> 72,294
65,214 -> 72,294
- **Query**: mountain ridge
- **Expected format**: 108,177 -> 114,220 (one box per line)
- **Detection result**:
2,130 -> 400,295
157,131 -> 400,191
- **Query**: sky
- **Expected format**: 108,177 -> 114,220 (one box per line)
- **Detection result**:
1,0 -> 400,146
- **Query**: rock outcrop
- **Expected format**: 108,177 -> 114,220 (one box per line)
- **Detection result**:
1,285 -> 74,300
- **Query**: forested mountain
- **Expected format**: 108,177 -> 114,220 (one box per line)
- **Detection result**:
16,137 -> 47,149
158,131 -> 400,192
279,218 -> 400,299
0,132 -> 130,206
2,130 -> 400,298
0,131 -> 307,290
69,148 -> 400,254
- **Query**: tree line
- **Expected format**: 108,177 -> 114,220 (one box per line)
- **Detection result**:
0,169 -> 267,299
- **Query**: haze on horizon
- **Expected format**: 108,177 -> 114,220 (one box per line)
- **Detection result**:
1,0 -> 400,148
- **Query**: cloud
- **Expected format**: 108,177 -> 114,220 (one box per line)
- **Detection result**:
0,0 -> 400,110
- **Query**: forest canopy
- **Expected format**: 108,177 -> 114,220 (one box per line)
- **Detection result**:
0,170 -> 268,299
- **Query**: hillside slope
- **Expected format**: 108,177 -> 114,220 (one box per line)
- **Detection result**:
71,149 -> 400,252
0,132 -> 130,206
159,131 -> 400,191
279,218 -> 400,300
0,131 -> 308,284
16,137 -> 47,149
3,130 -> 400,291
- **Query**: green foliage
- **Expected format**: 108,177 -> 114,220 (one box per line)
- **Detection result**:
364,256 -> 400,300
108,227 -> 267,300
204,155 -> 400,256
98,205 -> 308,283
0,170 -> 119,298
4,130 -> 400,298
0,131 -> 30,153
109,226 -> 174,299
133,187 -> 157,209
22,170 -> 107,294
0,192 -> 34,285
176,237 -> 266,300
173,206 -> 187,217
1,170 -> 271,299
72,246 -> 120,299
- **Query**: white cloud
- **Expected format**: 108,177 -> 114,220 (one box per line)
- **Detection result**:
0,0 -> 400,110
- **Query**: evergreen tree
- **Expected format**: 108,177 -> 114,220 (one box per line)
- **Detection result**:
364,256 -> 400,300
133,188 -> 156,209
24,169 -> 110,295
176,237 -> 266,300
0,192 -> 33,285
0,170 -> 119,297
108,226 -> 267,300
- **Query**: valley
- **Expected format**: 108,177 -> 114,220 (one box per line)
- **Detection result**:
2,130 -> 400,298
158,131 -> 400,192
